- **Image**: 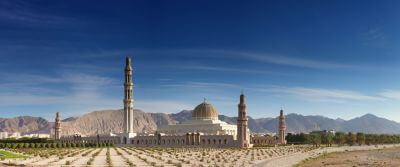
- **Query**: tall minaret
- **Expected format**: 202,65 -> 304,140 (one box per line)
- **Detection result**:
123,56 -> 134,134
54,112 -> 61,140
278,108 -> 287,144
237,93 -> 250,148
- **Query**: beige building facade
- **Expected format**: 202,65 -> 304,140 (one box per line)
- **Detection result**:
58,56 -> 286,148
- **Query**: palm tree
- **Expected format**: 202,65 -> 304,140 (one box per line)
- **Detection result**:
334,132 -> 346,146
346,132 -> 357,146
356,133 -> 365,146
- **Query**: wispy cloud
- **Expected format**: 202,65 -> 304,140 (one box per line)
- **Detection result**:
0,70 -> 121,118
173,65 -> 287,75
254,86 -> 384,103
0,1 -> 76,25
51,48 -> 383,72
135,100 -> 192,113
379,90 -> 400,100
131,49 -> 370,71
162,81 -> 239,89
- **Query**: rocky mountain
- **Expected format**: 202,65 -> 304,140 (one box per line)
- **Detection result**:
61,109 -> 158,136
0,116 -> 51,134
342,114 -> 400,134
2,110 -> 400,135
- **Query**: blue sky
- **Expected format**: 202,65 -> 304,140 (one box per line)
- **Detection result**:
1,0 -> 400,121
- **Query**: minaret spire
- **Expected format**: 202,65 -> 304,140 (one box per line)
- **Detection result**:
278,108 -> 287,144
54,112 -> 61,140
124,56 -> 134,134
237,93 -> 250,148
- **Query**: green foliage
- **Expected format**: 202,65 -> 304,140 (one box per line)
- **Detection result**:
346,132 -> 357,146
356,133 -> 365,146
286,133 -> 309,144
309,133 -> 321,147
0,150 -> 27,159
334,132 -> 346,146
321,132 -> 334,147
0,138 -> 51,144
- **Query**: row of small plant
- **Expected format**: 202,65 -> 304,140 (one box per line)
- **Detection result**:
118,146 -> 316,167
106,147 -> 113,167
86,148 -> 103,165
0,142 -> 115,149
114,147 -> 135,167
7,147 -> 81,158
288,132 -> 400,147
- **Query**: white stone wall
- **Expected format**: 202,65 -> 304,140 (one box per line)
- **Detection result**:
158,120 -> 237,137
59,135 -> 121,144
128,133 -> 237,148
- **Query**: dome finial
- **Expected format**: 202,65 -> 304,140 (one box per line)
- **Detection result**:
203,97 -> 206,103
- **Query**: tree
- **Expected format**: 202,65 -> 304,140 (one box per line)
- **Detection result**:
321,132 -> 334,147
309,133 -> 321,147
346,132 -> 357,146
334,132 -> 346,146
356,133 -> 365,146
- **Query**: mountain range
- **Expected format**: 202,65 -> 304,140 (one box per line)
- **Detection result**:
1,109 -> 400,136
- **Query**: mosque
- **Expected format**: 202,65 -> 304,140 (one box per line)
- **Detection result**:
56,57 -> 286,148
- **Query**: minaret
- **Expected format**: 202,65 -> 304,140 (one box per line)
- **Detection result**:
237,93 -> 250,148
278,108 -> 287,144
54,112 -> 61,140
124,56 -> 134,134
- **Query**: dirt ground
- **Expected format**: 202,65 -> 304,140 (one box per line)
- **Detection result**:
298,146 -> 400,167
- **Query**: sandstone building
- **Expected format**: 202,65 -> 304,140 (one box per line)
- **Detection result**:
57,56 -> 286,148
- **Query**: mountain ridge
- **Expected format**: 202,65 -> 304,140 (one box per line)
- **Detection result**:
1,110 -> 400,135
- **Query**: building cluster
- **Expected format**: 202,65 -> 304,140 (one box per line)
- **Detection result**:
0,131 -> 50,139
57,57 -> 287,148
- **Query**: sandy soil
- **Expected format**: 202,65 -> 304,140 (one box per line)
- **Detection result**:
92,148 -> 107,166
109,147 -> 127,166
297,146 -> 400,167
6,145 -> 397,167
254,144 -> 400,167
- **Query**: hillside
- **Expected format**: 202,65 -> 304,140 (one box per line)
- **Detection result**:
2,110 -> 400,135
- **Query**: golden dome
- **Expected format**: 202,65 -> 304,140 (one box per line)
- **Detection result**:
192,102 -> 218,120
